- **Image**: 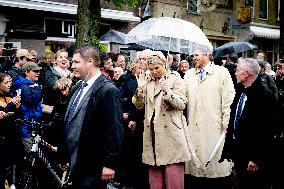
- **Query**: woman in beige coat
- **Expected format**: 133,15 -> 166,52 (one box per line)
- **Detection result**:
133,51 -> 193,189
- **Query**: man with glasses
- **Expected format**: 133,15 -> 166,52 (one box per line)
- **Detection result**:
8,49 -> 33,83
7,49 -> 33,89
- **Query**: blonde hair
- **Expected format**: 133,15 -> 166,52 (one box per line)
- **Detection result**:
147,51 -> 167,66
55,49 -> 68,58
127,59 -> 139,72
40,51 -> 55,64
53,77 -> 72,91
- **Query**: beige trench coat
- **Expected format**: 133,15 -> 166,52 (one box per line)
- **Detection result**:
133,71 -> 193,166
184,64 -> 235,178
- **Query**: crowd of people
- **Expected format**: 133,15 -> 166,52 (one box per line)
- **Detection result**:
0,44 -> 283,189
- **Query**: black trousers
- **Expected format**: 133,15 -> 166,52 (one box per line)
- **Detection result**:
234,160 -> 269,189
71,174 -> 106,189
186,174 -> 234,189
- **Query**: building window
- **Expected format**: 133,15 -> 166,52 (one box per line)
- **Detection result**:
217,0 -> 232,8
259,0 -> 268,19
245,0 -> 255,18
245,0 -> 253,6
187,0 -> 199,13
119,46 -> 131,61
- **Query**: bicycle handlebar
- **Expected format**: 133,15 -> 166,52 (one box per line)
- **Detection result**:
15,119 -> 49,129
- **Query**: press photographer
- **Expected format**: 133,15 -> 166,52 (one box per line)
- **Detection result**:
0,43 -> 17,72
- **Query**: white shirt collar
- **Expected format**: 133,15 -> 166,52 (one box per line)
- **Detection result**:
84,71 -> 101,87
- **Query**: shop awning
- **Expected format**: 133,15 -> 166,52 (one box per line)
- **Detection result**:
0,0 -> 140,22
250,25 -> 280,39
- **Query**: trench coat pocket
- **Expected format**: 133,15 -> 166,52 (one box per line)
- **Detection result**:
171,112 -> 183,129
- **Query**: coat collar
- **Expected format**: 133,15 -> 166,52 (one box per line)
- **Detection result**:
195,63 -> 214,82
66,74 -> 107,121
195,62 -> 214,75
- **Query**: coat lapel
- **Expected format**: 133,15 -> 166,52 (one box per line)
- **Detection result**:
147,80 -> 163,104
66,75 -> 107,122
64,84 -> 81,120
154,83 -> 162,96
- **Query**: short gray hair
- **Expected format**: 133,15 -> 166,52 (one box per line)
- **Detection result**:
238,58 -> 260,75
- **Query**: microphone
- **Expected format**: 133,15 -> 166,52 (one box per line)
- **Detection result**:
82,64 -> 93,83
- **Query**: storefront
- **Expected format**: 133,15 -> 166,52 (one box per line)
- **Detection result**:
0,0 -> 140,57
249,24 -> 280,64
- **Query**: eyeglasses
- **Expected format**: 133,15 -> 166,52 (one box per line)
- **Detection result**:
31,70 -> 40,73
25,57 -> 32,61
276,64 -> 283,69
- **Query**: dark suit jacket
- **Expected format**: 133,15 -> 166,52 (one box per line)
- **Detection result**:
221,76 -> 278,166
62,75 -> 124,180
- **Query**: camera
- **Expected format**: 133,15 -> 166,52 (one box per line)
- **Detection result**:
1,43 -> 17,57
0,43 -> 17,72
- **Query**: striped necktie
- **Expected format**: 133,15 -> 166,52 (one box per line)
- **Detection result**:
199,68 -> 205,81
67,82 -> 88,121
233,92 -> 246,139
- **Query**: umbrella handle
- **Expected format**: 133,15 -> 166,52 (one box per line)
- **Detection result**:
205,161 -> 210,167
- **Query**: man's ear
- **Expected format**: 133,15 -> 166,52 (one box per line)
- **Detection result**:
87,58 -> 94,66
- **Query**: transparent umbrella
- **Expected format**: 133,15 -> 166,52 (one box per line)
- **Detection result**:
127,38 -> 180,53
126,17 -> 213,54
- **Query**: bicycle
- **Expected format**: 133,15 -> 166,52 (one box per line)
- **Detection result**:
15,119 -> 71,189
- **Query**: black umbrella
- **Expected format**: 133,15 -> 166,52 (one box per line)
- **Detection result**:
213,41 -> 257,58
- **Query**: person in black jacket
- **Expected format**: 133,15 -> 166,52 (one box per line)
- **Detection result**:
257,60 -> 278,101
113,60 -> 141,188
273,59 -> 284,189
60,45 -> 124,189
221,58 -> 278,189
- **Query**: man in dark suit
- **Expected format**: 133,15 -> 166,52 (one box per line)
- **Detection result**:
61,45 -> 124,189
221,58 -> 278,189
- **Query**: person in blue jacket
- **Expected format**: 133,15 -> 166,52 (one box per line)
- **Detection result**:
14,62 -> 42,151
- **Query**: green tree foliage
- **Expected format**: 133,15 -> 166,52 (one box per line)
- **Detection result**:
106,0 -> 137,10
76,0 -> 138,52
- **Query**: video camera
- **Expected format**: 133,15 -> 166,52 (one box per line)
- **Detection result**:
0,43 -> 17,72
1,43 -> 17,57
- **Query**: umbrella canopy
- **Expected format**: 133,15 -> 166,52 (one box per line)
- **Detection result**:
127,38 -> 180,53
213,41 -> 257,58
126,17 -> 213,54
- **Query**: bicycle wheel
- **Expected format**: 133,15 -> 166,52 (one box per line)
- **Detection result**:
17,155 -> 39,189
